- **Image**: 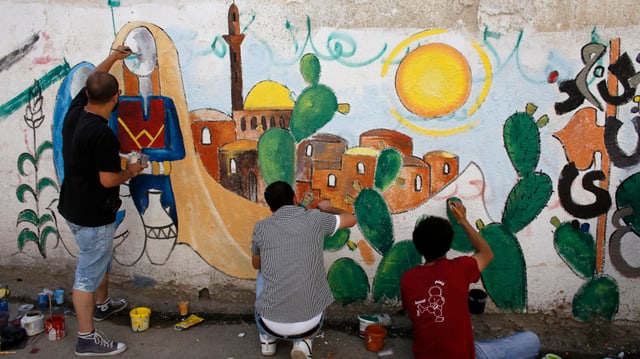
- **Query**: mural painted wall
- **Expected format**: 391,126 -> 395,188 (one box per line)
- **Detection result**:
2,0 -> 639,322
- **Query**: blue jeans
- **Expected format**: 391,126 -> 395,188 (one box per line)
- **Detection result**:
67,221 -> 116,292
254,271 -> 324,340
475,331 -> 541,359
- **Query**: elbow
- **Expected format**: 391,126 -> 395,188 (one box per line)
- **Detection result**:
341,214 -> 357,229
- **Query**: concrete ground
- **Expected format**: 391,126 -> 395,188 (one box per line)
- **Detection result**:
1,304 -> 413,358
2,265 -> 640,358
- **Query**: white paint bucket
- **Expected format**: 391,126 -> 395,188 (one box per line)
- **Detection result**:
357,315 -> 378,338
21,311 -> 45,336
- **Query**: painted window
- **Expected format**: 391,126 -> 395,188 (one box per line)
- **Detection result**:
305,144 -> 313,157
240,117 -> 246,131
443,162 -> 450,175
201,127 -> 211,145
251,116 -> 258,130
415,174 -> 422,192
328,174 -> 336,187
230,158 -> 237,174
357,162 -> 365,174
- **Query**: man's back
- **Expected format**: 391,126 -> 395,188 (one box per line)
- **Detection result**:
252,205 -> 336,323
400,256 -> 480,359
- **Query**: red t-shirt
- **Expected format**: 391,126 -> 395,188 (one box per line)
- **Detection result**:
400,256 -> 480,359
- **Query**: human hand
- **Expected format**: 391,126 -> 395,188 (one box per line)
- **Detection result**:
125,161 -> 148,178
317,199 -> 332,212
110,45 -> 133,60
448,198 -> 467,222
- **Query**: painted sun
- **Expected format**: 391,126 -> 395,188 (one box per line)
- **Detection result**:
395,43 -> 471,118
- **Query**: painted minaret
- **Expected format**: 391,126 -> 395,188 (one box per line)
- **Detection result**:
223,2 -> 245,112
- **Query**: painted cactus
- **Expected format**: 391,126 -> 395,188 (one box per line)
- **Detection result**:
479,104 -> 552,312
258,53 -> 345,185
339,149 -> 421,303
550,217 -> 620,322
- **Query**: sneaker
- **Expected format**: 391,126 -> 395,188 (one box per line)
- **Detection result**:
291,338 -> 312,359
94,298 -> 127,321
74,331 -> 126,356
260,333 -> 277,356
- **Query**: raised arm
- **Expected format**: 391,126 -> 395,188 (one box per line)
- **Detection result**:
448,199 -> 494,271
93,45 -> 132,74
317,200 -> 357,229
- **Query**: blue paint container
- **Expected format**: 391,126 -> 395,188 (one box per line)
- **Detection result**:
38,293 -> 49,308
0,298 -> 8,312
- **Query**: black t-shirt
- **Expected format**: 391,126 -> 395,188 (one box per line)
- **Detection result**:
58,88 -> 122,227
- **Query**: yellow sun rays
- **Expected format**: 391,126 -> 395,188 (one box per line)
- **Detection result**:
381,29 -> 492,136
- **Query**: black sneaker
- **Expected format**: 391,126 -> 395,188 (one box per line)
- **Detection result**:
94,298 -> 128,321
75,331 -> 126,356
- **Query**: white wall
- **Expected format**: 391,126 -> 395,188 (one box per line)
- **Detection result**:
1,0 -> 639,321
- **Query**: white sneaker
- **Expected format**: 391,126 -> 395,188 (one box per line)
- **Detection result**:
260,334 -> 277,356
291,338 -> 312,359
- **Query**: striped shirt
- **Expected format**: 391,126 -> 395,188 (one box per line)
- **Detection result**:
251,205 -> 338,323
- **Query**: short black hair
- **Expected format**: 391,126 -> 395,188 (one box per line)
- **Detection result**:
412,216 -> 454,261
264,181 -> 295,211
86,72 -> 119,104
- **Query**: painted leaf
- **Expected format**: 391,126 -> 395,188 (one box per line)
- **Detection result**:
300,53 -> 320,86
554,221 -> 596,279
354,188 -> 394,256
16,184 -> 36,203
480,223 -> 527,312
324,228 -> 351,251
17,228 -> 38,251
257,128 -> 296,186
374,148 -> 402,191
37,177 -> 59,196
615,172 -> 640,235
372,240 -> 422,302
502,172 -> 552,233
573,276 -> 619,322
327,257 -> 369,302
289,85 -> 338,142
17,152 -> 37,176
17,209 -> 39,226
503,112 -> 540,177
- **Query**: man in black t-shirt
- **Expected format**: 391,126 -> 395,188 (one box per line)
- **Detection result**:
58,46 -> 146,357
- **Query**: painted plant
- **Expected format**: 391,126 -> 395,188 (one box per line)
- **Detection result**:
450,103 -> 552,312
16,80 -> 64,257
328,147 -> 422,303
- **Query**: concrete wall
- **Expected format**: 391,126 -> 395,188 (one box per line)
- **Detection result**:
1,0 -> 639,321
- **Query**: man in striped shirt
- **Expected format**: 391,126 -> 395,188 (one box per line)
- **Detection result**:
251,181 -> 357,358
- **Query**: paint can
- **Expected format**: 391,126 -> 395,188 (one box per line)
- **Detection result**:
21,311 -> 45,336
357,315 -> 378,338
129,307 -> 151,332
364,324 -> 387,352
468,289 -> 488,314
45,315 -> 65,341
37,292 -> 49,308
54,289 -> 64,305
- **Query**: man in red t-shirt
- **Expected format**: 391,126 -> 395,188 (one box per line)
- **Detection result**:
401,199 -> 540,359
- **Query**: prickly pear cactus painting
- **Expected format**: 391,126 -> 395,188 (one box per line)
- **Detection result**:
257,128 -> 296,186
330,150 -> 421,303
258,53 -> 345,185
615,172 -> 640,235
476,104 -> 553,312
550,217 -> 620,322
289,54 -> 340,143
